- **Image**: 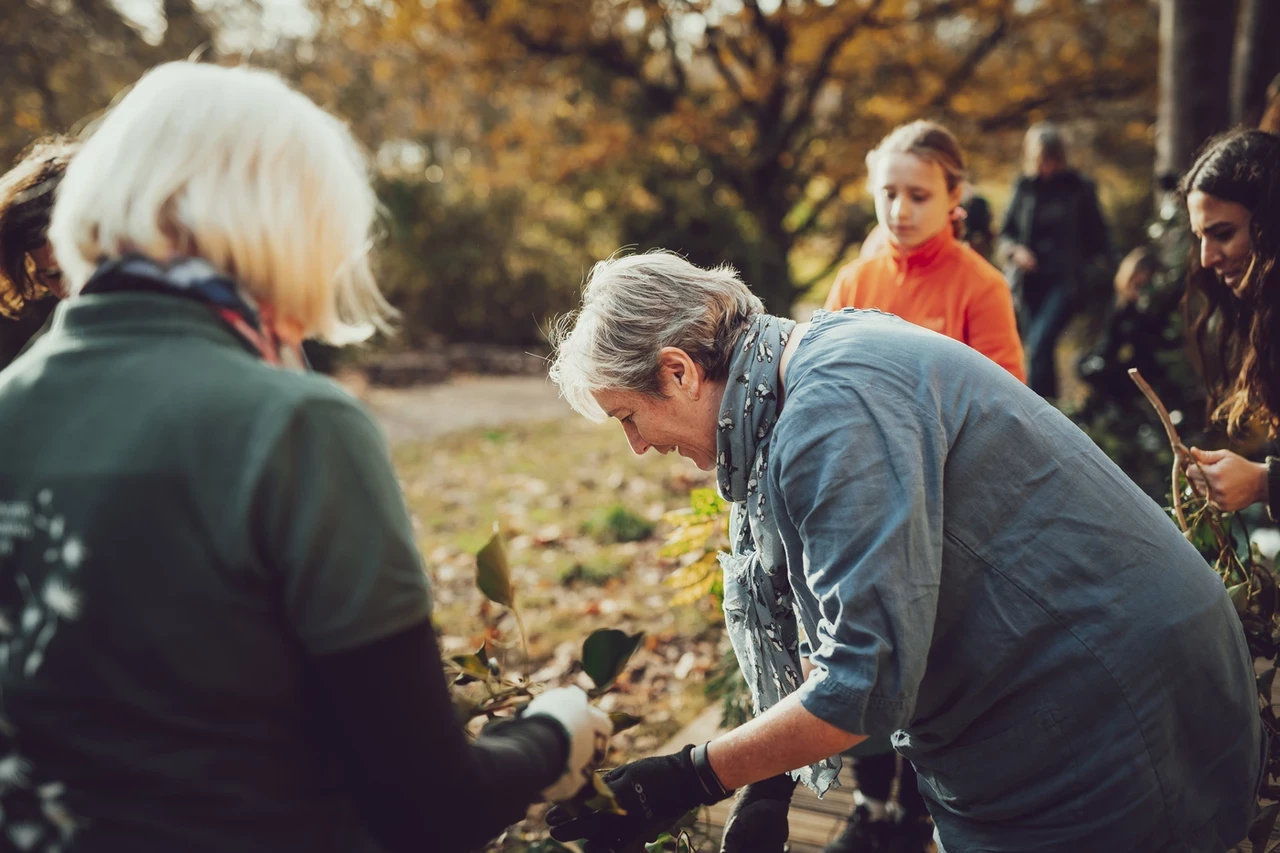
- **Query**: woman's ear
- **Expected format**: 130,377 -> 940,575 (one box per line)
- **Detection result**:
657,347 -> 702,399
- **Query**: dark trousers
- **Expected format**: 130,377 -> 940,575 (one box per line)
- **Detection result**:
1020,281 -> 1074,399
854,750 -> 928,818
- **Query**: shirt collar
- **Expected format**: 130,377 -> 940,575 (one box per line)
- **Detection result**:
886,227 -> 958,273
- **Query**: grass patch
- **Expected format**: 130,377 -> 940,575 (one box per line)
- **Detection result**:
557,554 -> 629,586
581,504 -> 656,544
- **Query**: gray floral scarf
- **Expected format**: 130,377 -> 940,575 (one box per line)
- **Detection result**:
715,313 -> 841,795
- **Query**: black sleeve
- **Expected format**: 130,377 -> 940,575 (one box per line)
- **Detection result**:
312,620 -> 569,853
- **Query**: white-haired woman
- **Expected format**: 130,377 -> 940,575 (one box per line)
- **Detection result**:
545,250 -> 1262,853
0,62 -> 609,853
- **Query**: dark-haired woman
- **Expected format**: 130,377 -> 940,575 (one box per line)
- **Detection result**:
1179,129 -> 1280,517
0,136 -> 76,370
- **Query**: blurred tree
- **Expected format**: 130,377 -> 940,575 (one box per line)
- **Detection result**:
1230,0 -> 1280,128
0,0 -> 216,164
375,176 -> 591,346
300,0 -> 1160,317
1155,0 -> 1235,182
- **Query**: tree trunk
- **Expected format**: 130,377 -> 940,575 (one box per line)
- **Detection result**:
1230,0 -> 1280,127
749,213 -> 797,319
1155,0 -> 1236,181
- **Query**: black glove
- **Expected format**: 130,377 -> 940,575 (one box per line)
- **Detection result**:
719,774 -> 796,853
546,744 -> 731,852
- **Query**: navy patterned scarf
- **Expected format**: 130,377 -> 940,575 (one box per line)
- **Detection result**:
715,313 -> 840,794
80,255 -> 308,369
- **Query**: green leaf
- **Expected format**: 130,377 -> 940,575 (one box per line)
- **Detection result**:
1249,801 -> 1280,851
449,653 -> 490,684
582,628 -> 644,691
1227,581 -> 1250,613
645,834 -> 674,853
449,641 -> 496,684
608,711 -> 642,734
476,525 -> 515,608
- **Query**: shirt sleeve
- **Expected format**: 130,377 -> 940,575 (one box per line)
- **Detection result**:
773,385 -> 946,737
965,273 -> 1027,383
313,620 -> 568,853
254,393 -> 432,655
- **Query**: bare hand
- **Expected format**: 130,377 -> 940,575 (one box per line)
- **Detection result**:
1186,448 -> 1268,512
1010,245 -> 1038,272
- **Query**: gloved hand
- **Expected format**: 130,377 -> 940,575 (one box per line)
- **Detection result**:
547,744 -> 732,852
720,773 -> 796,853
523,687 -> 612,801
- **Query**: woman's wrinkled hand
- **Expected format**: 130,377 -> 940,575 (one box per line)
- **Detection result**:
1187,447 -> 1268,512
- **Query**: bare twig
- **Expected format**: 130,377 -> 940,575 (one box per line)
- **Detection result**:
1129,368 -> 1193,530
1129,368 -> 1233,546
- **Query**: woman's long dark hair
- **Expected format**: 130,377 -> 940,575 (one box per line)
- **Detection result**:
1181,128 -> 1280,436
0,136 -> 77,319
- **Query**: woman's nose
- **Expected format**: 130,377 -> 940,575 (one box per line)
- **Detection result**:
1201,239 -> 1221,272
623,422 -> 649,455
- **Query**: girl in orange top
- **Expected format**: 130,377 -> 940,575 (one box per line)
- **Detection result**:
824,121 -> 1026,383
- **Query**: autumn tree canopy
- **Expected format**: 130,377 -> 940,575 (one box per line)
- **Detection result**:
3,0 -> 1173,337
298,0 -> 1158,314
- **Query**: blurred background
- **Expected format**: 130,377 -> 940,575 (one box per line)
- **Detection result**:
4,0 -> 1273,349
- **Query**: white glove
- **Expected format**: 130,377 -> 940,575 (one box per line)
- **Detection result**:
524,686 -> 612,801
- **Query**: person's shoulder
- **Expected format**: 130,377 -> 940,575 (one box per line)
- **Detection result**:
214,358 -> 378,448
840,254 -> 885,279
955,244 -> 1009,290
258,368 -> 371,427
844,252 -> 896,286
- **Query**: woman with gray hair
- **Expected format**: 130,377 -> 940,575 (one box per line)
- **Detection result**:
546,249 -> 1261,853
999,122 -> 1114,399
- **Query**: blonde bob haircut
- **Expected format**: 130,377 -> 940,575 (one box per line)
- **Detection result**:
548,249 -> 764,421
49,62 -> 393,344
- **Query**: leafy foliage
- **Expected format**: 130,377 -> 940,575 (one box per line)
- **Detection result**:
455,526 -> 644,735
661,488 -> 729,609
660,488 -> 752,729
1131,372 -> 1280,850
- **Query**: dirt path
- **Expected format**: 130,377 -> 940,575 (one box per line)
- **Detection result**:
344,373 -> 574,443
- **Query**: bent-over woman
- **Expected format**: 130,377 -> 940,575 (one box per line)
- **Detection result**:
546,250 -> 1260,853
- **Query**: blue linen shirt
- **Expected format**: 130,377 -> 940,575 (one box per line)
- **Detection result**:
767,310 -> 1261,852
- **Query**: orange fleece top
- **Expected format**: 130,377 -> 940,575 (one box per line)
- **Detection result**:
823,228 -> 1026,382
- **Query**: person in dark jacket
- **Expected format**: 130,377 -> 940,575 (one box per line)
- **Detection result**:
999,122 -> 1115,399
0,61 -> 611,853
